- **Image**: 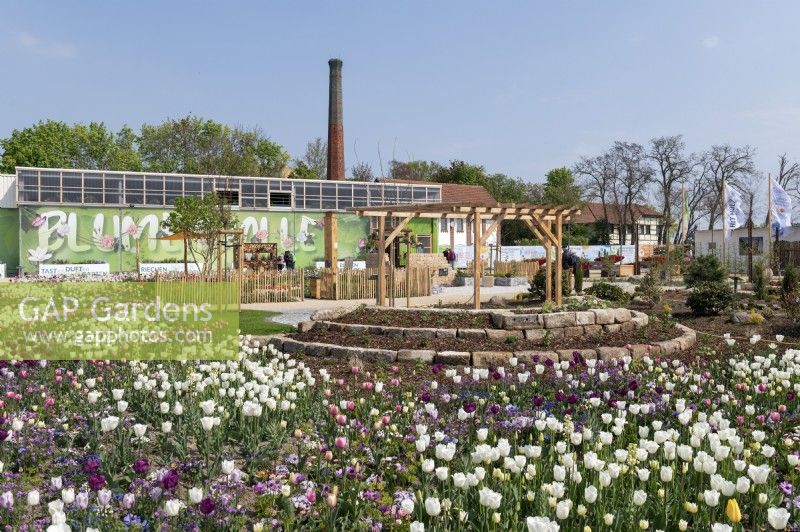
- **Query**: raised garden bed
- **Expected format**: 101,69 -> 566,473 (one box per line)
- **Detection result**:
331,307 -> 496,329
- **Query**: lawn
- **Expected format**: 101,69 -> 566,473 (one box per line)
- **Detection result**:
238,310 -> 295,335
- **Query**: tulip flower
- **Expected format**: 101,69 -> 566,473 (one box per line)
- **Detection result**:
725,499 -> 741,524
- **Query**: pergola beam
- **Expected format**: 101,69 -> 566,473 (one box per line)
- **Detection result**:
383,214 -> 416,249
480,214 -> 505,247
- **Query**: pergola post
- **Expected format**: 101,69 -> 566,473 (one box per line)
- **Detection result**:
555,214 -> 564,305
544,230 -> 552,303
473,209 -> 482,309
377,216 -> 386,306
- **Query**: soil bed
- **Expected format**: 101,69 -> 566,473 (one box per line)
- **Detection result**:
332,307 -> 496,329
291,320 -> 679,352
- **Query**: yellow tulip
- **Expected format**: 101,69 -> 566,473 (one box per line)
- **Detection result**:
726,499 -> 742,524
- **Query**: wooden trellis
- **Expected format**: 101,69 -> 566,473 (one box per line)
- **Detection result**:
348,202 -> 581,309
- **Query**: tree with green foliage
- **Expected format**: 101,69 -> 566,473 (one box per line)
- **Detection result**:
298,137 -> 327,179
137,115 -> 288,176
389,160 -> 442,181
543,167 -> 582,206
163,192 -> 239,275
0,120 -> 141,173
684,254 -> 727,288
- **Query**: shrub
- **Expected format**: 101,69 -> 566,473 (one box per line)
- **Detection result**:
585,281 -> 630,304
686,281 -> 735,316
529,268 -> 570,299
752,262 -> 768,301
574,262 -> 584,294
684,255 -> 727,288
635,270 -> 663,308
781,264 -> 800,321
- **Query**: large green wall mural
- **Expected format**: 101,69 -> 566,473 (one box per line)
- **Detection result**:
18,206 -> 371,273
0,208 -> 20,273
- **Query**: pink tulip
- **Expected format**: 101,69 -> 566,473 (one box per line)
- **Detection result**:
306,489 -> 316,504
55,376 -> 62,383
391,378 -> 400,386
324,450 -> 333,461
362,382 -> 374,391
335,414 -> 347,426
351,366 -> 360,374
736,415 -> 745,425
382,415 -> 391,425
328,406 -> 339,416
779,404 -> 787,413
758,383 -> 767,393
391,366 -> 399,373
757,415 -> 766,424
324,389 -> 332,397
770,412 -> 781,422
346,401 -> 355,411
334,437 -> 347,449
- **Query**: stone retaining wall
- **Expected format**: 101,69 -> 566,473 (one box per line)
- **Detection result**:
264,322 -> 696,367
301,306 -> 649,341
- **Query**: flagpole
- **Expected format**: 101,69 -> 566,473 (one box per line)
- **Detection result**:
721,177 -> 727,268
767,173 -> 773,269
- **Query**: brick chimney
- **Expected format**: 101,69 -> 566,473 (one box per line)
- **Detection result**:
326,58 -> 345,181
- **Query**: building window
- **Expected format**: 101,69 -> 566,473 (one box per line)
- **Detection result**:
439,218 -> 448,233
269,191 -> 292,207
456,219 -> 465,233
708,242 -> 717,251
416,234 -> 432,253
639,224 -> 650,235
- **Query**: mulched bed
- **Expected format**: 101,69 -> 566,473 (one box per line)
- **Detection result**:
290,320 -> 679,352
332,307 -> 497,329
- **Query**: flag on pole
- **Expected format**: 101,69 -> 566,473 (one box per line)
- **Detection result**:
770,176 -> 792,233
724,183 -> 746,237
679,186 -> 690,243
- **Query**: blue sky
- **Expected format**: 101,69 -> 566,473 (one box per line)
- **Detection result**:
2,1 -> 800,187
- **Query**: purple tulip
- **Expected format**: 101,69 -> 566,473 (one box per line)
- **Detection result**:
463,402 -> 477,414
88,474 -> 106,491
199,497 -> 216,515
83,456 -> 101,474
161,468 -> 179,490
133,458 -> 150,475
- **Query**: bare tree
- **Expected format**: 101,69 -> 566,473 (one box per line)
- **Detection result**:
681,170 -> 712,243
574,151 -> 619,243
608,142 -> 654,245
776,153 -> 800,217
300,137 -> 327,178
350,161 -> 374,182
648,135 -> 697,244
700,144 -> 757,229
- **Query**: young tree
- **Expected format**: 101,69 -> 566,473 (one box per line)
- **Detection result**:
163,192 -> 239,275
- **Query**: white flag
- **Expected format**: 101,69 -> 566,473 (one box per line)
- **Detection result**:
771,176 -> 792,231
724,183 -> 746,237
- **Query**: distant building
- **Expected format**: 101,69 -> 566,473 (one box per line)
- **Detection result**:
571,202 -> 664,247
381,179 -> 498,251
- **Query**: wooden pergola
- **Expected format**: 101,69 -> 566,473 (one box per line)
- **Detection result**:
348,202 -> 581,309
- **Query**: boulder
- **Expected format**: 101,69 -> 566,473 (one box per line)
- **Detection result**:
435,351 -> 471,365
592,309 -> 615,325
597,346 -> 628,362
731,311 -> 750,324
575,311 -> 596,325
473,351 -> 514,367
397,349 -> 436,363
543,312 -> 577,329
458,328 -> 487,340
297,320 -> 316,333
436,329 -> 458,338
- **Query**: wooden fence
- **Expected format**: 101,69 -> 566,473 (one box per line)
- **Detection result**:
494,260 -> 540,278
315,267 -> 433,300
777,241 -> 800,270
155,270 -> 305,304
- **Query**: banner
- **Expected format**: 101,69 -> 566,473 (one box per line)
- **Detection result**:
771,176 -> 793,232
724,183 -> 746,237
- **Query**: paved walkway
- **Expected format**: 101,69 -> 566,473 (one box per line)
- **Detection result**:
243,284 -> 531,326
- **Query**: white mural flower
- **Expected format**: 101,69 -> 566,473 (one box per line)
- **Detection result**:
27,247 -> 53,263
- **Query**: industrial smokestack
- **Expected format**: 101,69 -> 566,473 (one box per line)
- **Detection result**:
326,58 -> 345,181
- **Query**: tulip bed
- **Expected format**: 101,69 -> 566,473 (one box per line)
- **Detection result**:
0,337 -> 799,531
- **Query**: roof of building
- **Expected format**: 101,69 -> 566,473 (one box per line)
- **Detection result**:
382,179 -> 496,204
571,202 -> 662,224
